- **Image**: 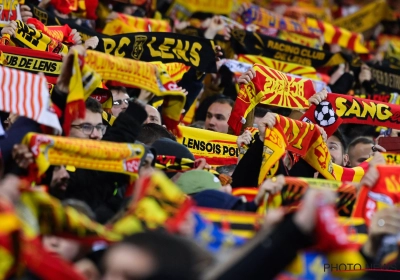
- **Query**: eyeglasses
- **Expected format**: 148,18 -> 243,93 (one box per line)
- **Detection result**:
113,98 -> 133,107
71,123 -> 107,135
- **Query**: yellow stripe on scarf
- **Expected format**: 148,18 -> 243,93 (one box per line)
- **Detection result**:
151,62 -> 190,82
305,17 -> 368,54
14,20 -> 68,55
239,54 -> 320,80
103,14 -> 171,35
64,49 -> 102,135
176,125 -> 239,167
333,0 -> 395,33
84,50 -> 186,129
22,133 -> 145,179
167,0 -> 233,18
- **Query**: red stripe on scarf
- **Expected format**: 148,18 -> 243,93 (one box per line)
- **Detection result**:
331,25 -> 342,44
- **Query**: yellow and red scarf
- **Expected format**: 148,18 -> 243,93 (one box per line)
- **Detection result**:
352,165 -> 400,227
84,50 -> 186,133
13,20 -> 69,56
103,13 -> 171,35
176,126 -> 239,166
22,133 -> 146,180
228,63 -> 315,135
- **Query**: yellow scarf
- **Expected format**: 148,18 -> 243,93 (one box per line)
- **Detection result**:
333,0 -> 395,33
176,125 -> 239,167
238,54 -> 320,80
22,133 -> 145,180
228,63 -> 316,135
64,49 -> 101,135
84,50 -> 186,132
13,20 -> 68,55
103,13 -> 171,35
305,17 -> 368,54
167,0 -> 234,19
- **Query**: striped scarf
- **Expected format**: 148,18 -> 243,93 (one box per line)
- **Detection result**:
0,65 -> 61,134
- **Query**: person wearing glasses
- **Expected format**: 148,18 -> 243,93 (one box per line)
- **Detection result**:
110,86 -> 130,117
70,98 -> 106,141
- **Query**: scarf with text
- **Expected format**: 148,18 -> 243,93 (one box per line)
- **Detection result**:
152,62 -> 190,83
0,0 -> 22,27
166,0 -> 233,19
22,133 -> 145,181
325,93 -> 400,130
277,30 -> 322,49
13,20 -> 69,56
26,18 -> 75,44
383,152 -> 400,164
176,126 -> 239,166
94,32 -> 217,73
239,124 -> 368,183
241,4 -> 322,38
220,58 -> 328,92
333,0 -> 394,33
238,54 -> 320,80
230,29 -> 345,68
368,63 -> 400,93
103,13 -> 171,35
84,50 -> 186,132
301,102 -> 343,137
0,66 -> 62,134
352,165 -> 400,227
258,115 -> 335,184
0,45 -> 63,85
228,63 -> 316,135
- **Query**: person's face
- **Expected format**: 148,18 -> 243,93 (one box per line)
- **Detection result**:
139,153 -> 154,177
327,136 -> 348,167
144,105 -> 161,125
102,244 -> 155,280
204,102 -> 232,134
348,142 -> 373,167
70,110 -> 104,140
42,235 -> 82,262
50,165 -> 70,191
111,91 -> 129,117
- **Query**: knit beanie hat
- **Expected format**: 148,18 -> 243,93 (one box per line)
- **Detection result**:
151,138 -> 195,160
175,170 -> 222,195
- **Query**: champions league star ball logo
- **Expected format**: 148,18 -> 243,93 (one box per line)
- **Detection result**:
314,101 -> 337,127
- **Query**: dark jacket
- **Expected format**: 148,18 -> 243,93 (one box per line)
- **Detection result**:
48,88 -> 148,223
215,215 -> 313,280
